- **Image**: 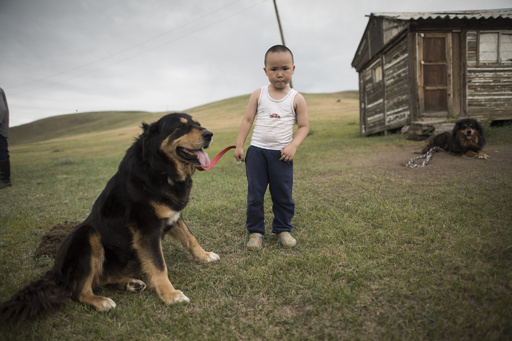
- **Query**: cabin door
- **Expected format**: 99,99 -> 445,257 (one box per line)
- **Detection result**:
417,33 -> 452,117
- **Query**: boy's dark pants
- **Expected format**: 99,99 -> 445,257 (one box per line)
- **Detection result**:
245,145 -> 294,236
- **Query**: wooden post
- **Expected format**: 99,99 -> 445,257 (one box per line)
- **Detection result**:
273,0 -> 293,88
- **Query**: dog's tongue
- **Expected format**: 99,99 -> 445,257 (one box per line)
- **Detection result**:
194,150 -> 210,168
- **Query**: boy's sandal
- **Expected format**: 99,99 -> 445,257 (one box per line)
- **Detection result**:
277,232 -> 296,248
247,233 -> 263,251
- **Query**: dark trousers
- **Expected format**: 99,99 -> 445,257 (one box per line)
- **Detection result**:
0,135 -> 8,160
245,145 -> 294,235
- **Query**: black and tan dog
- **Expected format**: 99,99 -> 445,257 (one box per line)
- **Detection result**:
0,113 -> 219,323
414,118 -> 489,159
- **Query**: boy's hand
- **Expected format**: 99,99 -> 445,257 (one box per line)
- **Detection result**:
280,144 -> 297,162
234,147 -> 245,163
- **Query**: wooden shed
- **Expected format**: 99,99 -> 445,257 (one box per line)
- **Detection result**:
351,9 -> 512,136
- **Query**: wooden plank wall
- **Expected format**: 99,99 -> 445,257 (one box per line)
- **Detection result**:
383,38 -> 410,128
360,37 -> 410,135
358,73 -> 366,135
466,31 -> 512,119
362,58 -> 385,135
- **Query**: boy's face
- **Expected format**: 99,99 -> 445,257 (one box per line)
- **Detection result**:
264,51 -> 295,89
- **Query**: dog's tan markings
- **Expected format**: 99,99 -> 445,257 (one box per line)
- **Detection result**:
190,129 -> 205,145
167,218 -> 220,263
180,117 -> 188,124
172,130 -> 206,172
191,117 -> 198,124
457,130 -> 480,147
77,232 -> 117,311
456,130 -> 488,158
466,150 -> 489,159
171,130 -> 205,151
102,276 -> 147,292
160,134 -> 197,181
477,151 -> 489,159
130,227 -> 189,304
115,278 -> 147,292
150,201 -> 181,225
160,136 -> 173,155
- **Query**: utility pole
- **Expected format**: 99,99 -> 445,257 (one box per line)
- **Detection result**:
273,0 -> 293,88
273,0 -> 286,47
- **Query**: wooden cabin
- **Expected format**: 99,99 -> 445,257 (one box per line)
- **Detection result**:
351,9 -> 512,136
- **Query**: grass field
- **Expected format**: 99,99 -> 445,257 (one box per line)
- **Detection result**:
1,91 -> 512,340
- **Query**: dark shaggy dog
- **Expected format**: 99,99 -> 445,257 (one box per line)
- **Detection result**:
0,113 -> 219,323
414,118 -> 488,159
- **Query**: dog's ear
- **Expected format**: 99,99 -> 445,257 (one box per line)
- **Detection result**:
473,120 -> 484,132
451,122 -> 459,139
141,122 -> 159,161
142,121 -> 162,136
142,122 -> 150,133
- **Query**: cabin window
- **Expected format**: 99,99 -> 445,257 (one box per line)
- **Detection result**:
479,31 -> 512,64
373,65 -> 382,82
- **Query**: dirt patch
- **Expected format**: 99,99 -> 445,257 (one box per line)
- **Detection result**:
34,222 -> 77,258
360,142 -> 512,183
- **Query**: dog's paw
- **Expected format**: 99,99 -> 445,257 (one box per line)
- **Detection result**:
158,288 -> 190,305
98,298 -> 117,312
126,279 -> 146,292
205,252 -> 220,262
194,251 -> 220,263
172,290 -> 190,304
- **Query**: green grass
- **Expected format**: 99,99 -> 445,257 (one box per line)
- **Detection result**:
1,92 -> 512,340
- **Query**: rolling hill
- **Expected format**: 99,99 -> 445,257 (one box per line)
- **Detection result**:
9,91 -> 359,145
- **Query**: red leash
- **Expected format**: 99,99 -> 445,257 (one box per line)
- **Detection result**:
196,145 -> 236,171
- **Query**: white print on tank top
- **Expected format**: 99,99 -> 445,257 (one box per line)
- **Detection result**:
250,85 -> 298,151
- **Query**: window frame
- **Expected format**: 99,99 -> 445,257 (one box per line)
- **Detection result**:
477,30 -> 512,65
372,64 -> 382,83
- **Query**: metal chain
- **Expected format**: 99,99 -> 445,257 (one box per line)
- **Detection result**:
406,147 -> 444,168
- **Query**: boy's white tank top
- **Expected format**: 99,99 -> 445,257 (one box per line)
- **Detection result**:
250,85 -> 297,151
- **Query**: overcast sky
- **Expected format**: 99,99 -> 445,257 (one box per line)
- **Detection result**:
1,0 -> 510,127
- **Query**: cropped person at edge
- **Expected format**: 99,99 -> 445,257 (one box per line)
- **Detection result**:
0,87 -> 11,189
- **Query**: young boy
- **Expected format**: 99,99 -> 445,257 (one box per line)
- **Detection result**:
234,45 -> 309,251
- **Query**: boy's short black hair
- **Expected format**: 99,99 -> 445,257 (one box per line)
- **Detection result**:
264,45 -> 294,66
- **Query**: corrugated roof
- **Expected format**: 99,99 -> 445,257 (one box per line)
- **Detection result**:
369,8 -> 512,21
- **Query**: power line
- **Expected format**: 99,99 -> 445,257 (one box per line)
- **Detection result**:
7,0 -> 267,95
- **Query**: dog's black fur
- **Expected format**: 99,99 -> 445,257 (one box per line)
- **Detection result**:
0,113 -> 219,324
414,118 -> 488,159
